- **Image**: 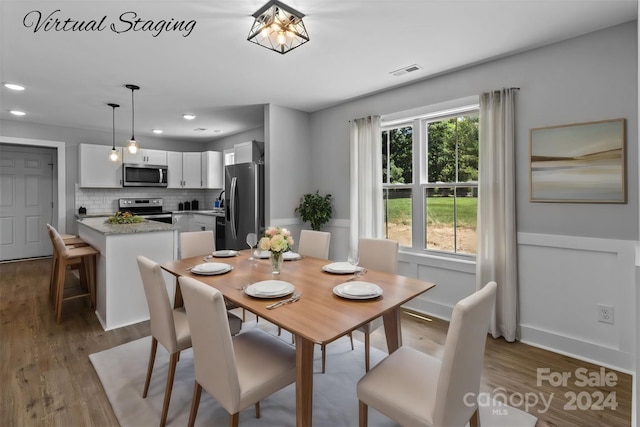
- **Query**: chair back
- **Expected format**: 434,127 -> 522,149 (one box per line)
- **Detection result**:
47,224 -> 68,258
298,230 -> 331,259
180,230 -> 215,259
358,238 -> 398,274
179,276 -> 241,411
137,256 -> 179,353
433,281 -> 497,426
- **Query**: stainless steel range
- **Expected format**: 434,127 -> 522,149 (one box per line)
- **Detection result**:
118,198 -> 172,224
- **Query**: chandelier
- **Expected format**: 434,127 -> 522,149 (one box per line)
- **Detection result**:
247,0 -> 309,54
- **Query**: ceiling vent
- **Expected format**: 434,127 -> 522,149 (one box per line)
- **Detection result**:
193,128 -> 207,132
389,64 -> 423,77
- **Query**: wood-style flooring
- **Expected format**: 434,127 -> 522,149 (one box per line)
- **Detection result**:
0,258 -> 632,426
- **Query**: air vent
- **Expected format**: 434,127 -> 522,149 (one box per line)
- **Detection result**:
193,128 -> 207,132
389,64 -> 423,77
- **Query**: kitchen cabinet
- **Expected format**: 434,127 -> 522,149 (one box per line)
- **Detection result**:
201,151 -> 223,189
234,141 -> 263,164
123,148 -> 167,165
190,214 -> 217,234
167,151 -> 202,188
79,143 -> 123,188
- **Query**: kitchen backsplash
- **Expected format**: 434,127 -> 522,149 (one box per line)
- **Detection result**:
75,186 -> 224,215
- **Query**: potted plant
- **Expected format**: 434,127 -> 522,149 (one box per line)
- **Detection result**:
295,191 -> 332,231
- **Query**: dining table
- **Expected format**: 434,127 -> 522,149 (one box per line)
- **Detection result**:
161,250 -> 435,427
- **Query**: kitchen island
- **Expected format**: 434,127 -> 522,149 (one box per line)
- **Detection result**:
77,217 -> 177,331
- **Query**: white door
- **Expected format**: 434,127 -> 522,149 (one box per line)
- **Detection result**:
0,147 -> 54,261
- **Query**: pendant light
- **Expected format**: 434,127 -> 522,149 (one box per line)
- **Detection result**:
125,84 -> 140,154
108,103 -> 120,162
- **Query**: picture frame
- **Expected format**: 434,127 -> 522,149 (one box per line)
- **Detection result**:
529,118 -> 626,203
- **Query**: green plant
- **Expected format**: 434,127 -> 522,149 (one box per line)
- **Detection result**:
295,191 -> 332,231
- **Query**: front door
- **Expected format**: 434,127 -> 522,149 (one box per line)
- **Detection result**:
0,146 -> 54,261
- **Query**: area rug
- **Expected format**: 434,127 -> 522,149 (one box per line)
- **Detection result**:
90,326 -> 537,427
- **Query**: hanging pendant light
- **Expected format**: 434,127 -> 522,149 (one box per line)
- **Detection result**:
125,84 -> 140,154
108,103 -> 120,162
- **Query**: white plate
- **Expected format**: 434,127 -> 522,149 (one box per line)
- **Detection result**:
212,250 -> 238,258
191,262 -> 232,275
322,262 -> 359,274
283,252 -> 302,261
333,281 -> 383,300
245,280 -> 295,298
253,250 -> 271,259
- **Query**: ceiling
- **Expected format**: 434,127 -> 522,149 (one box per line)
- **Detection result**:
1,0 -> 637,143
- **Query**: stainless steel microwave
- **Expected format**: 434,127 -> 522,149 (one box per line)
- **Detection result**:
122,163 -> 168,187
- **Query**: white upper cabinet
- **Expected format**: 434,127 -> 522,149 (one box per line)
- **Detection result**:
233,141 -> 263,164
79,143 -> 123,188
167,151 -> 202,189
122,148 -> 167,165
201,151 -> 223,189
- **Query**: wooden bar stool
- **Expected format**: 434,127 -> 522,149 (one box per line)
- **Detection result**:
48,226 -> 99,323
46,225 -> 89,305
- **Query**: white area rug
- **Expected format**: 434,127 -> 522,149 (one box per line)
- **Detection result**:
90,326 -> 537,427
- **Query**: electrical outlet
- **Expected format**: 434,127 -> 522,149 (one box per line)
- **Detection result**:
598,304 -> 614,324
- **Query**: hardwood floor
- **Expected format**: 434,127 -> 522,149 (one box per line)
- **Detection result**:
1,258 -> 632,426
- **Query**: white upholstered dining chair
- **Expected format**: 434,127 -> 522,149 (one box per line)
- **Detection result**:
137,255 -> 242,427
357,281 -> 497,427
297,229 -> 331,259
356,237 -> 399,372
179,276 -> 297,427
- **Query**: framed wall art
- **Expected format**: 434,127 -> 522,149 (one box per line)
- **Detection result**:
529,118 -> 626,203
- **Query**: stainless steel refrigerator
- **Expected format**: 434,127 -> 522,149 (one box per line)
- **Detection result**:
224,162 -> 264,250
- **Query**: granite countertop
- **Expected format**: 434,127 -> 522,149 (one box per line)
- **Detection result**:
77,216 -> 177,235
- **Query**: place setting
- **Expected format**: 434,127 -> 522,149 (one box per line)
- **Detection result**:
333,281 -> 383,300
252,249 -> 303,261
187,262 -> 233,275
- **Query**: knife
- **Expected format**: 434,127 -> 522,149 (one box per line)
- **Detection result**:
266,293 -> 300,310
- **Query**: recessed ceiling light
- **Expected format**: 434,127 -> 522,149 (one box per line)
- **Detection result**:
182,114 -> 196,120
10,110 -> 26,116
4,83 -> 25,91
152,129 -> 163,134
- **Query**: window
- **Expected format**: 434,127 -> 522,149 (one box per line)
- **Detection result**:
382,107 -> 479,256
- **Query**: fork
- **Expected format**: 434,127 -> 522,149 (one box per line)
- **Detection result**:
266,293 -> 301,309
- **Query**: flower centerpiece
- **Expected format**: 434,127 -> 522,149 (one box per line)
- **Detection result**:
258,226 -> 294,274
106,211 -> 144,224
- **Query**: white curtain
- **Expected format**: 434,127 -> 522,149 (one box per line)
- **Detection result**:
349,116 -> 383,252
476,88 -> 518,342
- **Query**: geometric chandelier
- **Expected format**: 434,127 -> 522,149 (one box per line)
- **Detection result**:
247,0 -> 309,54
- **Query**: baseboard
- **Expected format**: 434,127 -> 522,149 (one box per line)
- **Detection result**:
520,324 -> 634,374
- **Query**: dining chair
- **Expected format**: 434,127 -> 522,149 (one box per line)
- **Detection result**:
137,256 -> 242,427
297,229 -> 331,259
179,275 -> 297,427
357,281 -> 497,427
356,237 -> 399,372
47,224 -> 98,323
179,230 -> 245,320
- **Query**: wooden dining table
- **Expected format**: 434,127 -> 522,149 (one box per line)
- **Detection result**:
161,250 -> 435,427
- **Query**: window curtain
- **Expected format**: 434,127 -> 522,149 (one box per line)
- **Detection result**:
476,88 -> 518,342
349,116 -> 383,252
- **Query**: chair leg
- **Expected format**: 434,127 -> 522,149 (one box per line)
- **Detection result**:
229,412 -> 240,427
254,402 -> 260,418
159,352 -> 179,427
187,382 -> 202,427
55,259 -> 68,323
349,332 -> 354,350
321,344 -> 326,373
364,331 -> 371,372
359,400 -> 368,427
142,337 -> 158,398
469,409 -> 479,427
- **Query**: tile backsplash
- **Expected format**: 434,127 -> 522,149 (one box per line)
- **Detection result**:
75,186 -> 224,215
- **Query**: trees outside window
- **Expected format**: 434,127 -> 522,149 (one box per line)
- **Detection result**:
382,110 -> 479,256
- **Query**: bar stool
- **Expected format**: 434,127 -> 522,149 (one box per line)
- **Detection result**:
46,225 -> 88,305
48,225 -> 99,323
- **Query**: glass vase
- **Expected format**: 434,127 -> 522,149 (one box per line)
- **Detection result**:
270,251 -> 283,275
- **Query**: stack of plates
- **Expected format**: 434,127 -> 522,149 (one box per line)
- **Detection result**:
190,262 -> 233,276
333,281 -> 383,300
212,250 -> 238,258
245,280 -> 295,298
283,252 -> 302,261
253,250 -> 271,259
322,262 -> 360,274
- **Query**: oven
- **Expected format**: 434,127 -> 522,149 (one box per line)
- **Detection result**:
118,198 -> 172,224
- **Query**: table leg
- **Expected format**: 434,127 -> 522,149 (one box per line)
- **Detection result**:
295,335 -> 314,427
382,307 -> 402,353
173,277 -> 184,309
